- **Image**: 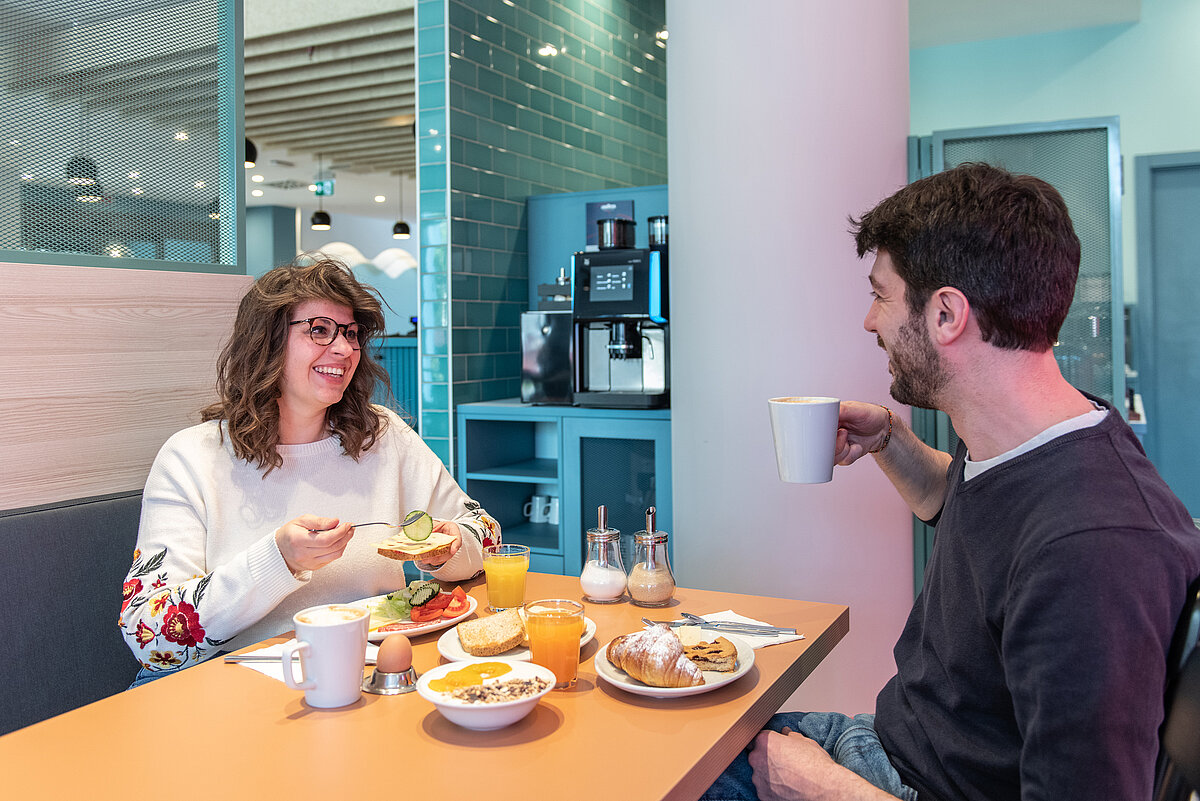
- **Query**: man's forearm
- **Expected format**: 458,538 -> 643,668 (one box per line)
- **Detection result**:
873,416 -> 951,521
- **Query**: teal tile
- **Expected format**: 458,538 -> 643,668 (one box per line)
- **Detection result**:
450,164 -> 477,193
477,171 -> 505,199
542,117 -> 562,142
523,0 -> 552,27
451,271 -> 480,298
453,327 -> 480,354
418,53 -> 446,83
421,108 -> 447,137
424,326 -> 449,355
418,25 -> 446,56
417,0 -> 445,26
503,28 -> 531,59
492,47 -> 518,78
493,199 -> 521,227
423,411 -> 450,439
449,54 -> 477,85
454,381 -> 483,405
505,128 -> 531,156
530,88 -> 553,114
420,162 -> 447,189
421,245 -> 447,275
464,193 -> 492,223
462,139 -> 492,170
501,76 -> 529,106
462,34 -> 490,65
467,354 -> 494,380
465,302 -> 496,327
423,218 -> 449,246
422,354 -> 449,382
479,325 -> 509,353
448,2 -> 476,35
421,270 -> 448,300
492,98 -> 518,127
421,300 -> 449,327
461,86 -> 491,117
478,275 -> 508,301
421,136 -> 448,164
476,118 -> 506,147
425,437 -> 451,468
420,189 -> 447,219
517,107 -> 541,135
492,148 -> 519,177
421,380 -> 449,408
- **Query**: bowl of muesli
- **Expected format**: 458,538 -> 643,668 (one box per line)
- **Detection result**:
416,658 -> 556,730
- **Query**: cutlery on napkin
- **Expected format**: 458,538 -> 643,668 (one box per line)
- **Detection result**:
673,610 -> 804,649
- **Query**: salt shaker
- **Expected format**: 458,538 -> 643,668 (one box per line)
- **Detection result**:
628,507 -> 675,607
580,505 -> 627,603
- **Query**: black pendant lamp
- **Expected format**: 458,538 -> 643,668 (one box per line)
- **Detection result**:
392,171 -> 410,239
310,153 -> 331,230
244,138 -> 257,169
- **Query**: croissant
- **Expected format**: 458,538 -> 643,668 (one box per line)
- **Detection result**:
606,624 -> 704,687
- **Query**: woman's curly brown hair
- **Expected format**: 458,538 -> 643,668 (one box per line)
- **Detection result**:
201,257 -> 391,473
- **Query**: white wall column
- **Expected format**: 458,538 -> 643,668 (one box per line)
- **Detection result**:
667,0 -> 913,713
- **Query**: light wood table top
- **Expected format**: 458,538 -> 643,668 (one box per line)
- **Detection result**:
0,573 -> 848,800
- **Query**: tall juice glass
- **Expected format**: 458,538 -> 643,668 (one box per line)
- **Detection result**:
482,544 -> 530,612
525,599 -> 585,689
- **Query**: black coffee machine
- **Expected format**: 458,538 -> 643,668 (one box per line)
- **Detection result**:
572,236 -> 669,408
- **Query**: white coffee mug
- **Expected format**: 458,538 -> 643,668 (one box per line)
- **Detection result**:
768,396 -> 841,484
546,496 -> 560,525
281,604 -> 369,708
524,494 -> 550,524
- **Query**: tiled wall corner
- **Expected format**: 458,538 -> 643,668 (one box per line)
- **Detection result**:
418,0 -> 667,469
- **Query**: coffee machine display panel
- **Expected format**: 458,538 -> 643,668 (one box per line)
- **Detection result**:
589,265 -> 634,302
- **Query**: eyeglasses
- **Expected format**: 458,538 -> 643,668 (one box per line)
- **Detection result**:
288,317 -> 367,350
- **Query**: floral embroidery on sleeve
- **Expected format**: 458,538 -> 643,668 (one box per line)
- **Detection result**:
461,500 -> 500,548
120,548 -> 233,670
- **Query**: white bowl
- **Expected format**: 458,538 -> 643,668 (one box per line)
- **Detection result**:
415,658 -> 556,730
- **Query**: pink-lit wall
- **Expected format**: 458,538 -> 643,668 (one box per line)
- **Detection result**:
666,0 -> 914,713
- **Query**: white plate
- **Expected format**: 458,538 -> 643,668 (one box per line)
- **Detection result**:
593,632 -> 755,699
346,592 -> 478,642
437,616 -> 597,662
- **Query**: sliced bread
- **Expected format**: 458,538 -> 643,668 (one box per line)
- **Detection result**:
375,528 -> 456,563
456,607 -> 526,657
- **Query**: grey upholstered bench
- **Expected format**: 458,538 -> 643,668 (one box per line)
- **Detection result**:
0,491 -> 142,735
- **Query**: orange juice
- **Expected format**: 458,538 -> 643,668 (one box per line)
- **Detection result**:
525,599 -> 585,688
483,544 -> 530,611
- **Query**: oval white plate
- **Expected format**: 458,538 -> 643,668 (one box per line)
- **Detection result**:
437,615 -> 596,662
346,592 -> 478,642
593,632 -> 755,699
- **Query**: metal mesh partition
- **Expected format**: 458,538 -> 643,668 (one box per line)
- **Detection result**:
941,127 -> 1117,403
0,0 -> 241,269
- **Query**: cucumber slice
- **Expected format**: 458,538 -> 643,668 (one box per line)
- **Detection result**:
410,582 -> 439,607
402,509 -> 434,542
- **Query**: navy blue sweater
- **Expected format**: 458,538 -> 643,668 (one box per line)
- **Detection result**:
876,400 -> 1200,801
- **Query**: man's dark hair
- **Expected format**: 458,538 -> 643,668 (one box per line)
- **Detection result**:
850,162 -> 1081,352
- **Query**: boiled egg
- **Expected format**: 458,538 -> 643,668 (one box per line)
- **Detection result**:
375,633 -> 413,673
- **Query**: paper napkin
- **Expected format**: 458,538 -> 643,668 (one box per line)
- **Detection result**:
693,609 -> 805,649
231,642 -> 380,684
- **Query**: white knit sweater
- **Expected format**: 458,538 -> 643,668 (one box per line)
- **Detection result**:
118,407 -> 497,672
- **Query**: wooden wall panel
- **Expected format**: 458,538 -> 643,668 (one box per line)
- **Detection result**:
0,262 -> 253,510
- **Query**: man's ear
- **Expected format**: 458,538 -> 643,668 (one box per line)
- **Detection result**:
927,287 -> 970,345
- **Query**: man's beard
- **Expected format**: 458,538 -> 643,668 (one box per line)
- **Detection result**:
882,312 -> 950,410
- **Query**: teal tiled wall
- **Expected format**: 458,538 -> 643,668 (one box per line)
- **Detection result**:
417,0 -> 667,467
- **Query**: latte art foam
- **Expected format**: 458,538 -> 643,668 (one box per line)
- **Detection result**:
296,605 -> 366,626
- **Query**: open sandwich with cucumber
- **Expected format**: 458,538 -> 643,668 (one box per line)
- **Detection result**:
372,579 -> 471,629
375,509 -> 456,564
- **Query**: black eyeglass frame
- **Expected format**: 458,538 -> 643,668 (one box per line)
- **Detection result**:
288,316 -> 368,350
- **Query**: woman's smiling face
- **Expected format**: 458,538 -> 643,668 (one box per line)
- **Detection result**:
278,298 -> 361,430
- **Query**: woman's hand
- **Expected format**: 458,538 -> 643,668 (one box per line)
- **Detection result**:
415,519 -> 462,570
274,515 -> 354,575
835,401 -> 892,466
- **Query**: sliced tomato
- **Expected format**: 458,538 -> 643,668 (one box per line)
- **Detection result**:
410,604 -> 444,623
442,596 -> 470,618
421,592 -> 452,611
450,586 -> 468,602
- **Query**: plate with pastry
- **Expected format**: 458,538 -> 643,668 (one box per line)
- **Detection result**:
438,607 -> 597,662
594,623 -> 755,699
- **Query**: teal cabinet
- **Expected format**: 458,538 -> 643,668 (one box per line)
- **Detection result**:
457,400 -> 671,576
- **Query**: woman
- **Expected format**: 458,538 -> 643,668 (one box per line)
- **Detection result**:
119,257 -> 499,679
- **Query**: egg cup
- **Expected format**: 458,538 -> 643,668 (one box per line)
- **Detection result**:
363,665 -> 419,695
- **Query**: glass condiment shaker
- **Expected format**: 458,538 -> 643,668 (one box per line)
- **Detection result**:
580,505 -> 627,603
627,506 -> 675,607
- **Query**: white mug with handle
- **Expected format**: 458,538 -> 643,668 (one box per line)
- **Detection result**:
281,604 -> 369,708
523,494 -> 550,524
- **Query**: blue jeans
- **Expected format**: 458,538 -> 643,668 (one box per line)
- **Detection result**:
701,712 -> 918,801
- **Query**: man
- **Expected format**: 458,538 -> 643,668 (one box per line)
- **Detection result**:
704,163 -> 1200,801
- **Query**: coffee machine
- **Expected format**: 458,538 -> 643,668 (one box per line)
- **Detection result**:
572,245 -> 669,408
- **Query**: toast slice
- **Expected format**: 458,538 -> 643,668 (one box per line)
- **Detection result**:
456,608 -> 526,657
683,637 -> 737,672
375,528 -> 456,563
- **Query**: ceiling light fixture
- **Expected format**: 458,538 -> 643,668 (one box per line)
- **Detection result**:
310,153 -> 332,231
245,137 -> 257,168
392,171 -> 410,240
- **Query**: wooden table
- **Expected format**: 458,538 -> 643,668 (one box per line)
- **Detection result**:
0,573 -> 848,799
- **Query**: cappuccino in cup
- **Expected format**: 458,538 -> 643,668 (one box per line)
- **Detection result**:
282,604 -> 370,708
768,396 -> 840,483
295,605 -> 366,626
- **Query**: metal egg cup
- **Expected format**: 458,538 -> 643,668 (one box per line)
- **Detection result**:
362,665 -> 419,695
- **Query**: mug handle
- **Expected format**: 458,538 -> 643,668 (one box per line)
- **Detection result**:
523,500 -> 534,517
280,639 -> 316,690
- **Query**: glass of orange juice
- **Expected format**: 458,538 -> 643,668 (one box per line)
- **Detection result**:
525,599 -> 585,689
482,544 -> 530,612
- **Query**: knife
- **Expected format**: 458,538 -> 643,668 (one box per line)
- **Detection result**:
650,620 -> 798,636
225,654 -> 378,665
